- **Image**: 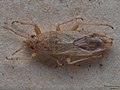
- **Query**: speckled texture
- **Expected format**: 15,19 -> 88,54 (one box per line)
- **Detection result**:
0,0 -> 120,90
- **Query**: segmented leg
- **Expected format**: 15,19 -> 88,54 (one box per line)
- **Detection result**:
6,56 -> 31,60
3,22 -> 27,38
6,53 -> 37,60
56,17 -> 83,31
77,23 -> 113,29
50,55 -> 63,65
12,20 -> 41,35
70,22 -> 80,31
66,55 -> 102,64
70,22 -> 113,31
56,16 -> 113,31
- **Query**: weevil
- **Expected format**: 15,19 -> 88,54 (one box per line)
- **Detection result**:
4,17 -> 113,65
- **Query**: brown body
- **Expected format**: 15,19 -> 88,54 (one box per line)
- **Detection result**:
4,17 -> 113,65
25,31 -> 112,55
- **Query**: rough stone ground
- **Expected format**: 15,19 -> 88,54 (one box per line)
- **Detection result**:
0,0 -> 120,90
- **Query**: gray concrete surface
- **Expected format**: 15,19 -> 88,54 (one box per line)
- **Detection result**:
0,0 -> 120,90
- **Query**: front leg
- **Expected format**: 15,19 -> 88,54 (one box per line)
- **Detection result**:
12,20 -> 41,35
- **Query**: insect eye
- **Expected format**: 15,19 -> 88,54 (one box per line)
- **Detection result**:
31,35 -> 35,38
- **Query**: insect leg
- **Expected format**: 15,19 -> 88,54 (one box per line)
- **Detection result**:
6,53 -> 37,60
71,22 -> 80,31
93,32 -> 106,36
66,55 -> 102,64
6,56 -> 31,60
91,32 -> 113,40
56,17 -> 113,31
3,23 -> 27,38
12,20 -> 41,35
77,23 -> 113,29
56,23 -> 61,31
12,46 -> 25,55
57,60 -> 63,66
71,23 -> 114,31
50,55 -> 63,65
56,17 -> 83,31
91,32 -> 108,37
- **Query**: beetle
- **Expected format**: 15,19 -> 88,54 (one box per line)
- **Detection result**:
4,17 -> 113,65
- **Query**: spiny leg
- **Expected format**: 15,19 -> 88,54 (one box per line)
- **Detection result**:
66,55 -> 102,64
12,20 -> 41,35
56,17 -> 84,31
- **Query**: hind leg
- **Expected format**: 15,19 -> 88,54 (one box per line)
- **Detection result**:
56,16 -> 113,32
66,55 -> 102,64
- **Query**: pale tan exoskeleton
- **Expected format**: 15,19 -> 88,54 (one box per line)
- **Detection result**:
3,17 -> 113,65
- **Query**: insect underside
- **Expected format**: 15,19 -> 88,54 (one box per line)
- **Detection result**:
4,17 -> 113,65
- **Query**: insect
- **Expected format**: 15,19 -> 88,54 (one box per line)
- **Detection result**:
3,17 -> 113,65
